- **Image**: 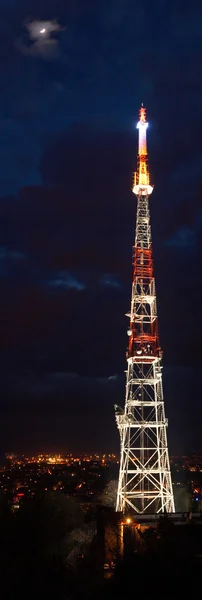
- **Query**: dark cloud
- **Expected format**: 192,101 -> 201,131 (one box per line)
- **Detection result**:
0,246 -> 26,276
3,370 -> 121,399
16,36 -> 59,59
165,227 -> 196,249
0,364 -> 201,455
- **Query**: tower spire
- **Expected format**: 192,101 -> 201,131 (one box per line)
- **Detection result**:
132,105 -> 153,196
115,106 -> 175,515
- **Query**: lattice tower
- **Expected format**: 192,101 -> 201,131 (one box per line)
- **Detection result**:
115,105 -> 175,514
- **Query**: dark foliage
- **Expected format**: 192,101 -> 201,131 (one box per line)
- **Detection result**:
0,492 -> 83,600
0,496 -> 202,599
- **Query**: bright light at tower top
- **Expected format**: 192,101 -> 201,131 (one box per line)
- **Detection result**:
136,104 -> 148,156
132,104 -> 153,196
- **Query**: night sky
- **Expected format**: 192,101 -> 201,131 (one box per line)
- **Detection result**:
0,0 -> 201,454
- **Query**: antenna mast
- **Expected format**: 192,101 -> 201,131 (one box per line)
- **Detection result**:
115,106 -> 175,514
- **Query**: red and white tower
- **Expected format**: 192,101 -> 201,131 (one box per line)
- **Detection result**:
115,106 -> 175,514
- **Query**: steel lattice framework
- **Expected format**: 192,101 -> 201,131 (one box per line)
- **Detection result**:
115,105 -> 175,515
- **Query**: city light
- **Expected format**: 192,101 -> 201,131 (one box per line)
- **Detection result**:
2,452 -> 202,517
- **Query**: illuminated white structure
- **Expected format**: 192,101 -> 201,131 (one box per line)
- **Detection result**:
115,106 -> 175,514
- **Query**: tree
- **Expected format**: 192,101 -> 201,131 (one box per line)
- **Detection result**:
174,484 -> 192,512
0,492 -> 85,600
98,479 -> 118,508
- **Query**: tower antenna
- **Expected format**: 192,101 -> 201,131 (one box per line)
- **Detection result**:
115,106 -> 175,514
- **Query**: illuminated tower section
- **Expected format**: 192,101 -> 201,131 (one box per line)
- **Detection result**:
115,106 -> 175,514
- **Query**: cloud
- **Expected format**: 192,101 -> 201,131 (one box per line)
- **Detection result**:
48,271 -> 86,291
165,209 -> 202,250
16,19 -> 62,59
4,371 -> 122,400
165,227 -> 196,249
25,20 -> 61,41
0,247 -> 25,261
99,274 -> 122,288
0,246 -> 26,276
